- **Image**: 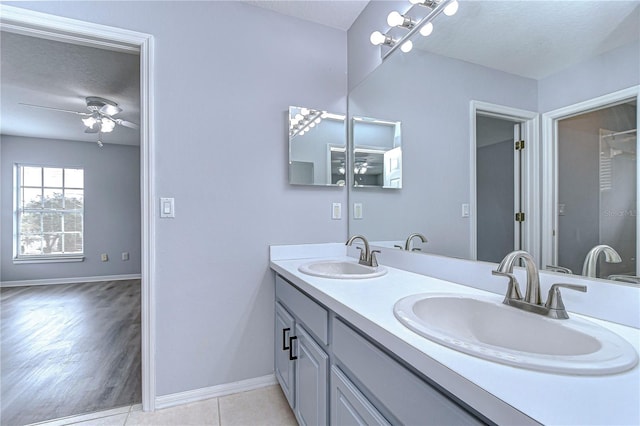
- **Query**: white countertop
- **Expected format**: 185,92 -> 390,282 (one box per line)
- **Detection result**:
270,249 -> 640,426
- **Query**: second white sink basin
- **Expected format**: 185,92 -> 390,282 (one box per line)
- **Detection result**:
394,293 -> 638,375
298,260 -> 387,279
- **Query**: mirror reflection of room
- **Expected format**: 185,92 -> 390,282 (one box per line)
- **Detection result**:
352,116 -> 402,188
288,106 -> 346,186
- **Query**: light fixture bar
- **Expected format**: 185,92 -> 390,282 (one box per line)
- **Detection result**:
382,0 -> 455,60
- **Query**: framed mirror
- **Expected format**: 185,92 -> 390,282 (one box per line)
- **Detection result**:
288,106 -> 346,186
347,1 -> 639,283
352,116 -> 402,188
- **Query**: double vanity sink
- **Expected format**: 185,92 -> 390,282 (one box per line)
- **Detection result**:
298,258 -> 638,376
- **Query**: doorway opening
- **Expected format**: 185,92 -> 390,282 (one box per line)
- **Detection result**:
0,4 -> 155,421
470,101 -> 540,263
543,88 -> 638,280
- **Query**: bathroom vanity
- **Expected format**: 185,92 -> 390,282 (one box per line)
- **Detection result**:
270,244 -> 640,425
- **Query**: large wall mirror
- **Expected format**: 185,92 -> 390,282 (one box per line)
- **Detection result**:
289,106 -> 347,186
347,1 -> 639,284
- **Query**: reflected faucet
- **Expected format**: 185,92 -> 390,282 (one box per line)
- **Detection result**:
404,233 -> 428,251
493,250 -> 587,319
582,245 -> 622,278
346,235 -> 380,267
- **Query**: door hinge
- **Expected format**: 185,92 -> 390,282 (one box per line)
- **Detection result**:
515,212 -> 525,222
515,140 -> 525,150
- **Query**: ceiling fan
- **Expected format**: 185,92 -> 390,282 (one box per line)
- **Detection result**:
20,96 -> 139,147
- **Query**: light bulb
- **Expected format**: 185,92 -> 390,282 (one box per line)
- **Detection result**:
314,118 -> 321,124
82,116 -> 97,128
300,108 -> 309,116
444,0 -> 458,16
100,117 -> 115,133
309,122 -> 316,128
370,31 -> 386,46
401,40 -> 413,53
420,22 -> 433,37
409,0 -> 422,4
295,113 -> 303,121
387,11 -> 404,27
299,130 -> 305,136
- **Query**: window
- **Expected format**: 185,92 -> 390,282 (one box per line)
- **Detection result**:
14,165 -> 84,261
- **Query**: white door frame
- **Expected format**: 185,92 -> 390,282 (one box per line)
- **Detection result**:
541,86 -> 640,273
0,5 -> 156,411
470,101 -> 540,262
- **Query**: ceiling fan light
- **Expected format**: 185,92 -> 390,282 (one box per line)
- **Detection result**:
100,118 -> 116,133
82,116 -> 97,128
100,103 -> 121,116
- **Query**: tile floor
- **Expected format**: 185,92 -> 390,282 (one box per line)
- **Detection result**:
32,385 -> 296,426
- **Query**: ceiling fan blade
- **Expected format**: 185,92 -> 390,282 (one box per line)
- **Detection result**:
99,104 -> 122,116
19,102 -> 90,116
115,119 -> 139,129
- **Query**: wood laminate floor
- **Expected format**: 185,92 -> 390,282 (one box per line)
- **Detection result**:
1,280 -> 141,426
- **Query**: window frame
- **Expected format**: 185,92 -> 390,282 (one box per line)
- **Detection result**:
13,163 -> 85,264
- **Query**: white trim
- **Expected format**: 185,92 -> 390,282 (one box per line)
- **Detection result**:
541,86 -> 640,270
469,101 -> 540,263
1,274 -> 141,288
27,405 -> 133,426
155,374 -> 278,410
1,4 -> 156,412
13,256 -> 85,264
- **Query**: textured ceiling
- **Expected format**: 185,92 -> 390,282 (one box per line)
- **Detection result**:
245,0 -> 369,31
0,31 -> 140,146
412,1 -> 640,79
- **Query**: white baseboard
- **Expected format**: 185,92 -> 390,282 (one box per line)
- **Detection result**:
155,374 -> 278,410
1,274 -> 142,287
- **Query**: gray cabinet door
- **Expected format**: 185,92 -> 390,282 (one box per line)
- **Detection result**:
295,324 -> 328,426
331,366 -> 390,426
275,302 -> 295,408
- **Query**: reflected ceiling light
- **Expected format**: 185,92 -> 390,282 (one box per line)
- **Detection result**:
387,11 -> 415,29
420,22 -> 434,36
443,0 -> 459,16
82,116 -> 98,128
401,40 -> 413,53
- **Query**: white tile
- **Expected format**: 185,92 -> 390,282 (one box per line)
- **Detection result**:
218,385 -> 296,426
68,413 -> 129,426
125,398 -> 219,426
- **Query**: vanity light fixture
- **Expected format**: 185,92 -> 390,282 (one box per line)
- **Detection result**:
370,0 -> 459,59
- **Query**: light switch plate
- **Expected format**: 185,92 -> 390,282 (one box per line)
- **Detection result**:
353,203 -> 363,220
461,203 -> 470,218
160,197 -> 175,218
332,203 -> 342,220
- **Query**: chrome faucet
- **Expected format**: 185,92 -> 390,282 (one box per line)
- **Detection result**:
582,245 -> 622,278
404,233 -> 428,251
495,250 -> 541,305
493,250 -> 587,319
346,235 -> 380,267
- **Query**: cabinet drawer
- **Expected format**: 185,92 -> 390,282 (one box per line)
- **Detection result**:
276,275 -> 328,345
331,366 -> 390,426
333,318 -> 482,426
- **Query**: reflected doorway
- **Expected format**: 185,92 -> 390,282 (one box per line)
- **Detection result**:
555,101 -> 637,277
476,115 -> 522,263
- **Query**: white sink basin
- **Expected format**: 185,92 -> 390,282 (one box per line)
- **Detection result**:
298,260 -> 387,279
394,293 -> 638,375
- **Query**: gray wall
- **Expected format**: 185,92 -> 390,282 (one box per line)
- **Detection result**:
538,41 -> 640,113
7,1 -> 348,397
1,135 -> 141,281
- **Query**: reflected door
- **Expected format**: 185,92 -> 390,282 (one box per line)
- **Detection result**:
476,115 -> 523,263
556,102 -> 637,278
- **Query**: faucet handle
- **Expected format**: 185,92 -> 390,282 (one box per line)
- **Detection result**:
355,246 -> 367,262
544,283 -> 587,315
370,250 -> 381,267
492,270 -> 523,301
394,245 -> 403,249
